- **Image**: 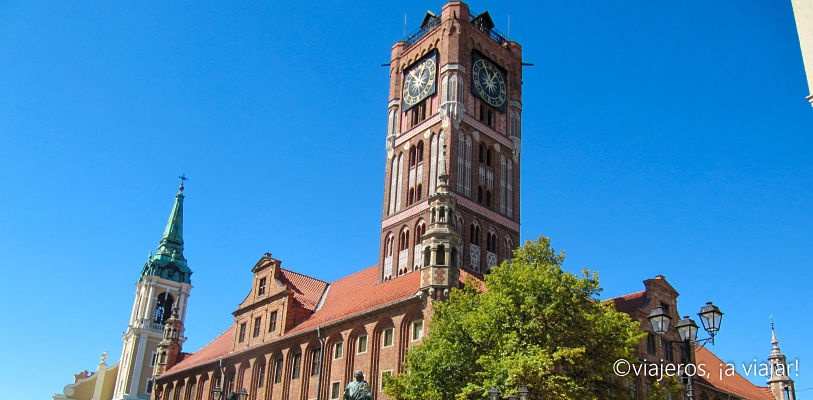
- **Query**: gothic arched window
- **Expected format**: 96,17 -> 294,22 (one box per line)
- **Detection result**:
504,236 -> 514,261
415,220 -> 426,242
470,222 -> 481,245
416,141 -> 424,163
387,234 -> 394,256
153,292 -> 174,325
487,231 -> 497,253
399,228 -> 410,252
457,134 -> 465,193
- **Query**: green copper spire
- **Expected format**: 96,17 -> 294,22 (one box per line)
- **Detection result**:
140,181 -> 192,284
156,185 -> 184,258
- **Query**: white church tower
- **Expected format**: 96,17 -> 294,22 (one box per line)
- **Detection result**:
112,183 -> 193,400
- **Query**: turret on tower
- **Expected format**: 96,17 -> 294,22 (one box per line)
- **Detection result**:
420,145 -> 463,300
767,322 -> 796,400
153,302 -> 184,377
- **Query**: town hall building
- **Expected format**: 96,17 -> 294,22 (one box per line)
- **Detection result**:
54,2 -> 796,400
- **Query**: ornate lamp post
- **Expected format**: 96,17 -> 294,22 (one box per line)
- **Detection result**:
212,386 -> 248,400
489,386 -> 529,400
648,301 -> 724,399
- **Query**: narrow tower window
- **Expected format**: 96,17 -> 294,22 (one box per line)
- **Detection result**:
465,136 -> 472,197
457,134 -> 465,193
395,154 -> 404,211
429,134 -> 438,194
388,156 -> 398,215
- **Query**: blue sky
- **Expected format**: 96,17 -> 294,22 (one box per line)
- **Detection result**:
1,1 -> 810,399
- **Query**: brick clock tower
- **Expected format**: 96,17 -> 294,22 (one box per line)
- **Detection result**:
380,1 -> 522,285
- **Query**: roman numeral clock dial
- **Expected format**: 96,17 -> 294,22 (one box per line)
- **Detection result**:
472,53 -> 507,111
402,53 -> 437,110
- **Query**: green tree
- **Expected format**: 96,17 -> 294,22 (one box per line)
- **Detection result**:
384,237 -> 644,400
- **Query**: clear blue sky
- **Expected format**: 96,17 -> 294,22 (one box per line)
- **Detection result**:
1,1 -> 809,399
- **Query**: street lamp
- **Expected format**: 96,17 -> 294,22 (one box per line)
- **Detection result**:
647,301 -> 724,400
518,386 -> 529,400
675,316 -> 699,342
211,386 -> 248,400
488,387 -> 500,400
698,302 -> 723,342
647,306 -> 671,335
489,386 -> 529,400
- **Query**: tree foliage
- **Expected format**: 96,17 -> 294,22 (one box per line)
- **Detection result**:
384,237 -> 644,400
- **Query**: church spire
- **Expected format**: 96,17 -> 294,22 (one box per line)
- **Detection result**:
767,320 -> 797,400
156,182 -> 185,260
771,321 -> 781,354
140,180 -> 192,284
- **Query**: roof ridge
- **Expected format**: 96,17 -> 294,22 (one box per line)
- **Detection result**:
606,290 -> 646,301
328,264 -> 378,284
197,326 -> 233,350
279,267 -> 330,285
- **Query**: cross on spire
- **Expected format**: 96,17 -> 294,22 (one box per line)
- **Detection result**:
178,174 -> 188,192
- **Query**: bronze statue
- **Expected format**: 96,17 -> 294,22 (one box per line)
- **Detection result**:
344,370 -> 372,400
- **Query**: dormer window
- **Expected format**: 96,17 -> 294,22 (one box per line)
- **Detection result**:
258,277 -> 266,297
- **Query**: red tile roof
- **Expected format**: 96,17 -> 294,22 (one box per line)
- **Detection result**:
164,265 -> 425,376
278,268 -> 328,311
285,265 -> 422,335
167,327 -> 234,373
607,290 -> 647,314
693,344 -> 773,400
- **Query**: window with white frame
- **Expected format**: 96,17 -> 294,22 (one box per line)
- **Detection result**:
381,370 -> 393,389
382,328 -> 394,347
357,335 -> 368,354
331,381 -> 342,400
333,341 -> 343,360
411,320 -> 423,341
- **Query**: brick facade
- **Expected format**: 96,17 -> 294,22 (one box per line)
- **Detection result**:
379,1 -> 521,282
148,3 -> 784,400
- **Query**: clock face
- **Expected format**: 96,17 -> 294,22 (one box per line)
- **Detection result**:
402,53 -> 437,110
471,55 -> 507,110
